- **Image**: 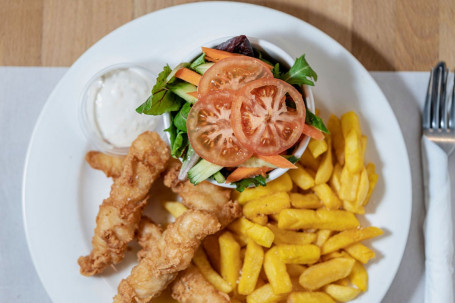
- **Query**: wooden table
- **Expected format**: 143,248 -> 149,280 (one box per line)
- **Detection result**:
1,0 -> 454,70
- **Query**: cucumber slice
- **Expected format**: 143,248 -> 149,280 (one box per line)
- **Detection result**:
168,81 -> 198,103
188,159 -> 222,185
212,171 -> 226,184
195,62 -> 215,75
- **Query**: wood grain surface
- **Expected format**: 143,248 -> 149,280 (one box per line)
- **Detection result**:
1,0 -> 454,70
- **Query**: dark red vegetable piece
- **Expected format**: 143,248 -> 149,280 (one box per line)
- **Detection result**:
215,35 -> 254,57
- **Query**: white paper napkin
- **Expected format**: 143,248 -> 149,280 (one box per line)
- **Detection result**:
421,136 -> 454,303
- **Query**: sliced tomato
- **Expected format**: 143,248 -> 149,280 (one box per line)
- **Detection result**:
186,90 -> 252,167
198,56 -> 273,96
231,78 -> 306,156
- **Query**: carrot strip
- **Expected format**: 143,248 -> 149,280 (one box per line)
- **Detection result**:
201,47 -> 273,69
175,68 -> 202,86
201,47 -> 240,62
226,167 -> 271,183
302,124 -> 325,141
256,155 -> 297,169
187,91 -> 198,98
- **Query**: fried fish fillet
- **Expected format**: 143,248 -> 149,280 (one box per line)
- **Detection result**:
114,209 -> 221,303
171,265 -> 230,303
78,131 -> 170,276
135,218 -> 228,302
163,163 -> 242,227
85,151 -> 125,179
136,216 -> 162,260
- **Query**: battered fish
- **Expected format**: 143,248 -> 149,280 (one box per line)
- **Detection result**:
85,151 -> 125,179
114,209 -> 220,303
78,131 -> 169,276
163,164 -> 242,227
171,265 -> 230,303
136,217 -> 162,260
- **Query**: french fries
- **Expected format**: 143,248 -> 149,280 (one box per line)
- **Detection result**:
349,261 -> 368,291
322,227 -> 384,254
288,164 -> 315,190
219,232 -> 241,291
323,284 -> 361,302
267,224 -> 316,245
289,193 -> 322,209
308,138 -> 328,158
328,114 -> 345,165
246,284 -> 287,303
264,247 -> 292,294
201,111 -> 383,303
193,248 -> 233,293
278,208 -> 359,231
239,240 -> 264,295
243,192 -> 290,219
344,243 -> 376,264
276,244 -> 320,264
229,217 -> 275,248
313,184 -> 341,209
315,135 -> 333,185
287,292 -> 335,303
162,201 -> 188,218
299,258 -> 355,290
237,173 -> 293,204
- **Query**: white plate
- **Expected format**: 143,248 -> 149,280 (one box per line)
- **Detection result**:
22,2 -> 412,303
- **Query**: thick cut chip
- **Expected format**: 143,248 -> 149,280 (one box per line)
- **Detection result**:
299,258 -> 355,290
322,227 -> 384,254
278,208 -> 359,231
263,247 -> 292,294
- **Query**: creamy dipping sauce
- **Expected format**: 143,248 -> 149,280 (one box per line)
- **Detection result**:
86,67 -> 158,148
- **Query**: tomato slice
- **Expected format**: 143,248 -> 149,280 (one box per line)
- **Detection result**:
198,56 -> 273,96
186,90 -> 252,167
231,78 -> 306,155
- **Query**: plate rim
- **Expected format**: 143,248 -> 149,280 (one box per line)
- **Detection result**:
22,2 -> 413,302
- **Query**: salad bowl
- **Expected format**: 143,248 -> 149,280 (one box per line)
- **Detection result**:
163,36 -> 315,188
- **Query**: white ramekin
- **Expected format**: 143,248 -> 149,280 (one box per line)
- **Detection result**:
79,63 -> 157,155
163,37 -> 315,188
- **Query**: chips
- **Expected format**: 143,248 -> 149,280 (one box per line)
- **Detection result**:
195,111 -> 383,302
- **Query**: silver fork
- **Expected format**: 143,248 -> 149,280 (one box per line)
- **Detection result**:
421,61 -> 455,303
423,61 -> 455,154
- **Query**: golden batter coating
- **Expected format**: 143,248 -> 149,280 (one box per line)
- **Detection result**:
163,164 -> 242,227
113,209 -> 221,303
78,132 -> 170,276
171,265 -> 230,303
85,151 -> 125,179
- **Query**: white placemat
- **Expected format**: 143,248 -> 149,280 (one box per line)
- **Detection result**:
1,67 -> 454,302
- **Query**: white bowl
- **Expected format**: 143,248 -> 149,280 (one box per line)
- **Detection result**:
163,37 -> 315,188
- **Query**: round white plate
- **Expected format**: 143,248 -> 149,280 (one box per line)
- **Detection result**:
22,2 -> 412,303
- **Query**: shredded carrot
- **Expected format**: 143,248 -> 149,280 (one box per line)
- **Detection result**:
175,68 -> 202,86
302,124 -> 325,141
187,91 -> 198,98
226,166 -> 271,183
202,47 -> 273,69
257,155 -> 297,169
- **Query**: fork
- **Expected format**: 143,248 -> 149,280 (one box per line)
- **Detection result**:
423,62 -> 455,154
422,61 -> 455,303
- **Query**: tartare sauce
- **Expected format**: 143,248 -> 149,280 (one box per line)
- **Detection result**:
87,67 -> 158,148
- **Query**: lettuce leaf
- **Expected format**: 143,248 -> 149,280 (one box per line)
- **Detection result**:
281,55 -> 317,86
306,110 -> 329,133
232,175 -> 268,192
173,102 -> 191,132
136,65 -> 182,115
